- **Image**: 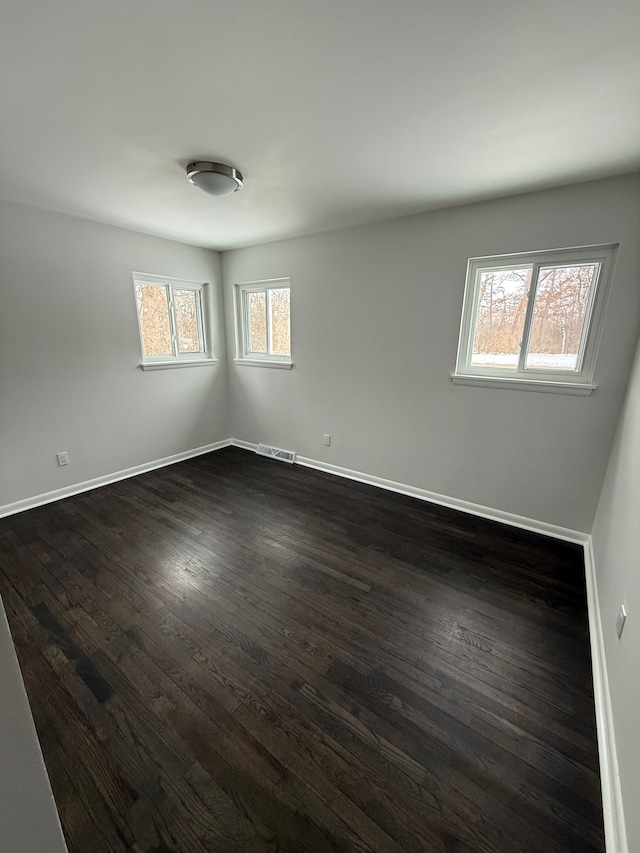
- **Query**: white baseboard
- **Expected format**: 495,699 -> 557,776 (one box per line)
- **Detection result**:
230,439 -> 259,452
583,539 -> 628,853
2,437 -> 587,544
0,440 -> 232,519
231,440 -> 587,544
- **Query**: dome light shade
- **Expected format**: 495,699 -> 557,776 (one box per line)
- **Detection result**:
186,161 -> 243,197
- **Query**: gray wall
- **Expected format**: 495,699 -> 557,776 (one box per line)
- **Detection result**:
0,600 -> 68,852
3,177 -> 638,532
223,174 -> 640,533
0,200 -> 228,509
592,335 -> 640,853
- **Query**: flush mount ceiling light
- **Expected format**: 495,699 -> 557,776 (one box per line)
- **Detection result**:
186,161 -> 243,197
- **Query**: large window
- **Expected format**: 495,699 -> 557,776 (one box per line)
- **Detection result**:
133,273 -> 214,369
234,278 -> 292,368
453,244 -> 617,394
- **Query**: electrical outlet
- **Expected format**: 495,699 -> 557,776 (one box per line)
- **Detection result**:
616,604 -> 627,639
56,451 -> 69,466
323,434 -> 331,446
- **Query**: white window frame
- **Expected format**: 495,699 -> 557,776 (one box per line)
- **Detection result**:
234,277 -> 293,369
133,272 -> 216,370
452,244 -> 618,395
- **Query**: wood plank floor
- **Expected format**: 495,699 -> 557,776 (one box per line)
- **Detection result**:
0,447 -> 604,853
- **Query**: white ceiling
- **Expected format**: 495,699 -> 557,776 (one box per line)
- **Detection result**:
1,0 -> 639,250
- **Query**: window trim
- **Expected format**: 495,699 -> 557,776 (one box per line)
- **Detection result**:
234,277 -> 292,367
452,243 -> 618,393
133,272 -> 216,368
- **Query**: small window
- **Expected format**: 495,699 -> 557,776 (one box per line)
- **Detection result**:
453,244 -> 617,394
235,278 -> 292,367
133,273 -> 214,368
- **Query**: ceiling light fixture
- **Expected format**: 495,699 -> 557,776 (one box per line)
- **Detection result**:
186,161 -> 244,197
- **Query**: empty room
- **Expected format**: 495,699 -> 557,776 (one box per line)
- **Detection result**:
1,2 -> 639,852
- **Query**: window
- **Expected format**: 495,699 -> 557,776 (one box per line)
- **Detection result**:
133,273 -> 215,369
453,244 -> 617,394
234,278 -> 292,368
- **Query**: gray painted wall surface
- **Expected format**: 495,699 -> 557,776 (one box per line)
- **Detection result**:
592,335 -> 640,853
223,175 -> 640,533
0,200 -> 229,850
0,600 -> 68,852
0,199 -> 228,508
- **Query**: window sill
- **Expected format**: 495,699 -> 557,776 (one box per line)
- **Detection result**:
234,358 -> 293,370
140,358 -> 218,371
450,374 -> 596,396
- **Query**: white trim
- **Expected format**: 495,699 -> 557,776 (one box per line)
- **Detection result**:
229,439 -> 587,543
234,277 -> 291,288
583,538 -> 628,853
0,599 -> 69,852
140,358 -> 218,371
231,439 -> 257,451
132,271 -> 210,287
454,243 -> 618,390
0,440 -> 232,519
234,277 -> 291,364
451,374 -> 596,395
133,272 -> 214,365
233,358 -> 293,369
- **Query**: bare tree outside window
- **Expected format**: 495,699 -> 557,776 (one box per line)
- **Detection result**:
471,264 -> 598,370
240,282 -> 291,360
455,245 -> 616,391
472,269 -> 532,368
525,265 -> 597,370
135,283 -> 173,356
269,288 -> 290,356
174,289 -> 203,353
248,292 -> 267,353
134,276 -> 210,363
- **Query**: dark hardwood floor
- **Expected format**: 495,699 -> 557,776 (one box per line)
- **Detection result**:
0,447 -> 604,852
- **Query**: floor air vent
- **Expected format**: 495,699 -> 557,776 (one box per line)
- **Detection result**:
256,444 -> 296,464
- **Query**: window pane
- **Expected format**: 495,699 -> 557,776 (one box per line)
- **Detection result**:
135,283 -> 173,356
525,264 -> 599,371
471,268 -> 532,369
175,289 -> 203,353
247,291 -> 267,353
269,288 -> 290,356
